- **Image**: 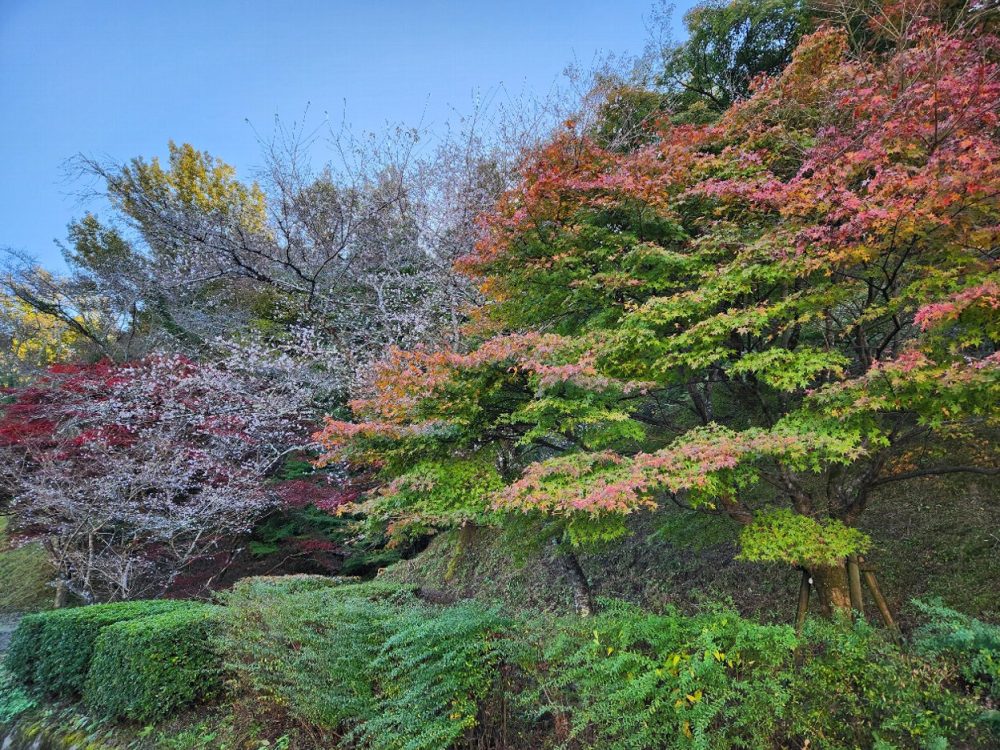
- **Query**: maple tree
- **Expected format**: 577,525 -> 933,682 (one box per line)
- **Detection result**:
317,8 -> 1000,616
0,348 -> 317,601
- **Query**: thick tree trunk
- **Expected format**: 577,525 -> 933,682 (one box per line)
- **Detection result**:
809,562 -> 852,617
552,540 -> 594,617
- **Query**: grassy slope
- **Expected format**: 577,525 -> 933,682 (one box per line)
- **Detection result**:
0,517 -> 53,614
383,475 -> 1000,628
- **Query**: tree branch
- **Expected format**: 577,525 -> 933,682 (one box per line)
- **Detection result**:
871,465 -> 1000,487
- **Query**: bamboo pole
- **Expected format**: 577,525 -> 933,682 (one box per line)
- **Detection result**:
795,568 -> 811,634
847,556 -> 865,617
858,556 -> 899,640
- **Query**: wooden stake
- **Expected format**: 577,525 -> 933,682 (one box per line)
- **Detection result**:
795,568 -> 811,634
847,556 -> 865,617
859,557 -> 899,640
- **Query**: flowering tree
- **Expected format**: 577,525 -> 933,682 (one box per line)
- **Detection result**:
0,349 -> 316,602
318,11 -> 1000,616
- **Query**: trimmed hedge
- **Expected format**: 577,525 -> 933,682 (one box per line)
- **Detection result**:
6,599 -> 191,697
84,603 -> 224,722
222,578 -> 419,612
3,612 -> 46,686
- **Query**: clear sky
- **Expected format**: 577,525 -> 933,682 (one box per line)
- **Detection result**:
0,0 -> 693,268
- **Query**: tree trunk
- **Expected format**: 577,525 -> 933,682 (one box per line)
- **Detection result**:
809,562 -> 852,617
552,540 -> 595,617
53,579 -> 69,609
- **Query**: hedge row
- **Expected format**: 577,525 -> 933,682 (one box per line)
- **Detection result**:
5,599 -> 222,723
6,599 -> 192,696
225,572 -> 359,599
7,581 -> 998,747
84,603 -> 222,722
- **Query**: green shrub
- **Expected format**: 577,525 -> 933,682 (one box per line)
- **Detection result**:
349,602 -> 508,750
225,574 -> 355,600
913,598 -> 1000,700
4,611 -> 47,686
782,617 -> 983,749
215,589 -> 990,749
220,580 -> 423,733
222,577 -> 418,610
220,582 -> 505,749
525,600 -> 798,750
222,587 -> 393,730
522,601 -> 988,750
7,599 -> 192,697
84,603 -> 223,722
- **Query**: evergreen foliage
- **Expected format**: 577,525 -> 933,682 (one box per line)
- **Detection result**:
221,581 -> 506,749
5,588 -> 997,748
786,618 -> 978,748
84,603 -> 224,722
526,600 -> 798,748
5,599 -> 191,696
658,0 -> 810,115
914,599 -> 1000,701
226,574 -> 350,599
0,663 -> 35,724
216,588 -> 994,748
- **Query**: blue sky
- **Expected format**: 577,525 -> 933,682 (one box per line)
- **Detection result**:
0,1 -> 693,267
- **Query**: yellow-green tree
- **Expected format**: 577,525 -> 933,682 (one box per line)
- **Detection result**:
112,141 -> 268,238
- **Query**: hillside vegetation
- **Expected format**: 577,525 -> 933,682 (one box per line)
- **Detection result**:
1,1 -> 999,748
2,578 -> 999,749
0,518 -> 52,615
386,475 -> 1000,625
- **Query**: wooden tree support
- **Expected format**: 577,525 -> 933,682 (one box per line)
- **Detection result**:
795,568 -> 811,635
858,555 -> 900,640
795,558 -> 899,640
847,555 -> 865,614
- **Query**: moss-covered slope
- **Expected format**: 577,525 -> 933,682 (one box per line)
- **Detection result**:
383,476 -> 1000,626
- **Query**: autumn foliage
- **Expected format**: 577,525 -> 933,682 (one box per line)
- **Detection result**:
0,354 -> 313,600
317,13 -> 1000,613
